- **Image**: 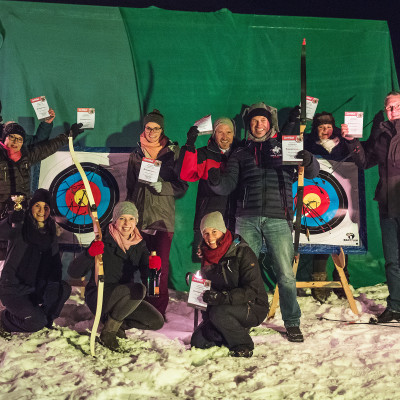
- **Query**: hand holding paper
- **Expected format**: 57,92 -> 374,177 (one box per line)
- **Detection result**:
69,123 -> 84,139
149,181 -> 162,193
186,126 -> 199,147
44,108 -> 56,124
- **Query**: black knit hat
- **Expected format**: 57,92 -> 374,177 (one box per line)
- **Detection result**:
29,188 -> 52,209
143,109 -> 164,130
2,122 -> 26,142
312,112 -> 336,129
244,102 -> 272,127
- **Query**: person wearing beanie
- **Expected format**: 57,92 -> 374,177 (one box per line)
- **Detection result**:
0,189 -> 71,338
68,201 -> 164,351
300,111 -> 352,303
190,212 -> 269,358
178,116 -> 238,263
342,91 -> 400,324
0,119 -> 85,260
207,101 -> 320,343
126,109 -> 188,317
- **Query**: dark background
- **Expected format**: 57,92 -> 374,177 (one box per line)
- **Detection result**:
11,0 -> 400,81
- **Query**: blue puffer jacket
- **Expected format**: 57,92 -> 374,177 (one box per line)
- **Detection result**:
209,134 -> 320,221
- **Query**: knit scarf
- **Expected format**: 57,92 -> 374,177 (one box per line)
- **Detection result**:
201,230 -> 233,266
0,141 -> 21,162
140,132 -> 168,160
317,136 -> 340,153
109,223 -> 142,253
247,127 -> 276,143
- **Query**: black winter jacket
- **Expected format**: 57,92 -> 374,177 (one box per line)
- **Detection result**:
0,133 -> 68,217
179,138 -> 238,230
210,135 -> 320,221
126,139 -> 188,232
346,119 -> 400,218
0,216 -> 62,297
68,228 -> 150,307
201,234 -> 269,321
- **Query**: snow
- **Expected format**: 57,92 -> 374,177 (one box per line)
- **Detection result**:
1,284 -> 400,400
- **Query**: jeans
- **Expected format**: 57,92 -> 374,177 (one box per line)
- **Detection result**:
380,217 -> 400,312
236,216 -> 301,327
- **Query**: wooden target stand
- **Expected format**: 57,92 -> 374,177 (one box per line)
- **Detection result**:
267,247 -> 359,319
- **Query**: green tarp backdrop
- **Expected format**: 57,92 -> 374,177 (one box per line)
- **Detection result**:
0,1 -> 398,290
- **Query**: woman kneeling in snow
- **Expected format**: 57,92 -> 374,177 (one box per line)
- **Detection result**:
191,211 -> 269,357
0,189 -> 71,338
68,201 -> 164,351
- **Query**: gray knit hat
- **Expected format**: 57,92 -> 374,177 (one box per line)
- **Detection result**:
143,109 -> 164,130
112,201 -> 139,222
213,117 -> 235,136
2,122 -> 26,142
200,211 -> 227,234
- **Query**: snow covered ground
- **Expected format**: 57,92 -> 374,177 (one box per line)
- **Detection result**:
1,284 -> 399,400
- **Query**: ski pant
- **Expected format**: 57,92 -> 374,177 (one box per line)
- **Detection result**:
142,230 -> 173,317
86,282 -> 164,331
191,303 -> 267,350
0,280 -> 71,333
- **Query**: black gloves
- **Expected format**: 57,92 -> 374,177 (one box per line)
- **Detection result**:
70,123 -> 84,139
288,105 -> 301,123
207,167 -> 220,186
186,126 -> 199,148
296,150 -> 313,167
10,209 -> 25,224
203,289 -> 227,305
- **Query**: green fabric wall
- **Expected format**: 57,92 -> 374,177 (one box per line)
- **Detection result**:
0,1 -> 398,290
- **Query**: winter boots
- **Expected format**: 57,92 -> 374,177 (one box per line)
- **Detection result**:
229,344 -> 253,358
0,312 -> 11,341
311,272 -> 331,303
100,316 -> 123,351
375,308 -> 400,323
286,326 -> 304,343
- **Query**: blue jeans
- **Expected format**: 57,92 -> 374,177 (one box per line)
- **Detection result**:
236,216 -> 301,327
380,217 -> 400,312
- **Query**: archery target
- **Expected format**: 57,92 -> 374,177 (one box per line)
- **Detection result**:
292,158 -> 362,248
38,151 -> 130,245
293,170 -> 348,235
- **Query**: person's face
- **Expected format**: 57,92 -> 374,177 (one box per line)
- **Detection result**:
214,123 -> 234,150
115,214 -> 137,239
250,116 -> 270,138
4,134 -> 24,152
202,227 -> 224,249
385,95 -> 400,122
317,124 -> 333,140
31,201 -> 50,224
144,122 -> 163,143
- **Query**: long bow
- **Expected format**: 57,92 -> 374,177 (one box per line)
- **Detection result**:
68,132 -> 104,357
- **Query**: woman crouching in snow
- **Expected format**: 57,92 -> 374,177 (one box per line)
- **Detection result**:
191,211 -> 269,357
0,189 -> 71,338
68,201 -> 164,351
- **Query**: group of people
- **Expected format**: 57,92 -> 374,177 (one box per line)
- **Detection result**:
0,92 -> 399,357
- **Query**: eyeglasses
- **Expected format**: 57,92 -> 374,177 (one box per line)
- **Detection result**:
8,134 -> 24,143
144,126 -> 162,133
385,103 -> 400,112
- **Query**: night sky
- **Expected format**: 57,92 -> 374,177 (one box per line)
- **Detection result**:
9,0 -> 400,82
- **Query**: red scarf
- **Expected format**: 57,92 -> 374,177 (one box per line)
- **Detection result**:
140,132 -> 168,160
201,230 -> 233,266
0,141 -> 21,161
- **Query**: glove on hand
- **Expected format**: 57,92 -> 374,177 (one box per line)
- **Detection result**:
149,254 -> 162,270
10,209 -> 25,224
296,150 -> 313,167
288,105 -> 301,123
149,181 -> 162,193
70,123 -> 84,139
186,126 -> 199,148
88,240 -> 104,257
207,167 -> 220,186
203,289 -> 227,305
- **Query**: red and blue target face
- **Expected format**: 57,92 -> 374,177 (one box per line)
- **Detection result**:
49,162 -> 119,233
292,170 -> 348,234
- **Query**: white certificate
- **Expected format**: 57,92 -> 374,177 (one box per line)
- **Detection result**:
194,114 -> 213,135
138,157 -> 162,183
282,135 -> 303,164
299,96 -> 319,120
344,111 -> 364,138
77,108 -> 95,129
187,275 -> 211,311
30,96 -> 50,120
